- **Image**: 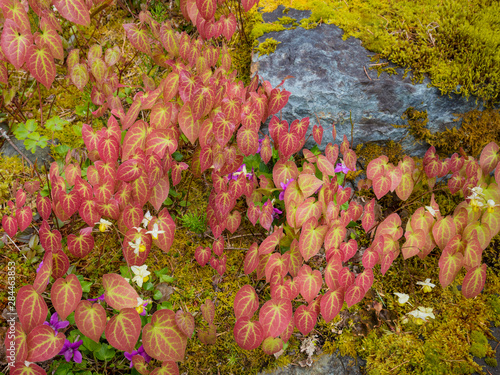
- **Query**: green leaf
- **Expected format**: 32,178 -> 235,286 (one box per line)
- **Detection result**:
73,124 -> 83,137
179,200 -> 191,207
82,335 -> 101,352
67,312 -> 75,325
27,131 -> 40,140
336,173 -> 345,185
54,362 -> 73,375
169,188 -> 180,198
153,290 -> 163,300
125,97 -> 133,104
172,151 -> 183,161
94,344 -> 115,361
158,301 -> 173,310
13,123 -> 30,140
163,197 -> 173,205
120,266 -> 132,279
24,138 -> 40,153
46,116 -> 68,132
26,119 -> 37,132
154,266 -> 170,277
311,144 -> 321,155
55,144 -> 71,156
143,281 -> 154,291
81,281 -> 92,293
75,104 -> 87,116
160,274 -> 175,283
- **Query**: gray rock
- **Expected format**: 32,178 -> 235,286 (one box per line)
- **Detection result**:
260,351 -> 365,375
252,6 -> 484,156
0,122 -> 54,168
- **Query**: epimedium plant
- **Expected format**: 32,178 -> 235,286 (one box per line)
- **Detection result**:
2,0 -> 500,374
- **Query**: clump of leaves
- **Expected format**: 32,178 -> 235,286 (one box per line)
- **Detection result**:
179,212 -> 207,234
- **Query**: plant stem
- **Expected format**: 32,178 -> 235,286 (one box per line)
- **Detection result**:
38,82 -> 43,126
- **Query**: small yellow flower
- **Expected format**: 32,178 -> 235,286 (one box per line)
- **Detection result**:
95,219 -> 112,232
408,307 -> 435,324
394,293 -> 410,305
141,211 -> 153,228
416,278 -> 436,293
486,199 -> 499,213
425,206 -> 437,217
469,198 -> 484,212
128,238 -> 143,256
146,223 -> 165,240
131,265 -> 151,288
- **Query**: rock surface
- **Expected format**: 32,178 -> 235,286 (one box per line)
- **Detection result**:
260,351 -> 365,375
252,6 -> 483,156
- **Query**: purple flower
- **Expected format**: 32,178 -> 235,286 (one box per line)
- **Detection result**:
334,160 -> 352,174
279,178 -> 294,201
228,164 -> 253,181
43,312 -> 69,335
88,293 -> 105,302
59,339 -> 83,363
136,300 -> 149,316
36,261 -> 44,273
272,207 -> 282,220
124,345 -> 151,368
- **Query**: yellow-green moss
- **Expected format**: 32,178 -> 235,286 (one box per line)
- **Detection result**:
255,38 -> 282,57
0,155 -> 26,203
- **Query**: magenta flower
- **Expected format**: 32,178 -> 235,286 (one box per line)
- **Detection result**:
124,345 -> 151,368
36,261 -> 44,273
272,207 -> 282,219
335,160 -> 352,174
59,339 -> 83,363
88,293 -> 105,302
43,312 -> 69,335
279,178 -> 294,201
228,164 -> 253,181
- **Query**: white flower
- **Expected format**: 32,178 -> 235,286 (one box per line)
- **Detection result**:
416,278 -> 436,293
141,211 -> 153,228
394,293 -> 410,305
128,237 -> 144,256
425,206 -> 437,217
408,307 -> 435,324
471,187 -> 485,196
146,223 -> 165,240
124,278 -> 130,283
131,265 -> 150,288
133,227 -> 143,233
95,219 -> 112,232
486,199 -> 500,213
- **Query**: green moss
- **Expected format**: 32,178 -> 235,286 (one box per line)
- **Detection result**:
485,357 -> 498,367
470,330 -> 489,358
250,13 -> 287,40
0,155 -> 25,204
255,38 -> 282,57
396,107 -> 500,158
